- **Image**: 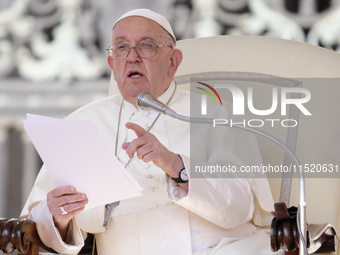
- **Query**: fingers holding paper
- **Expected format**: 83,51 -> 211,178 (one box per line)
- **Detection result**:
47,185 -> 88,240
122,122 -> 184,179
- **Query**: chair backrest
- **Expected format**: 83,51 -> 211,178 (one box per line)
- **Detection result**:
109,35 -> 340,232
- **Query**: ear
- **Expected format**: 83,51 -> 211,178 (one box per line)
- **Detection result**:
168,49 -> 183,77
107,56 -> 114,70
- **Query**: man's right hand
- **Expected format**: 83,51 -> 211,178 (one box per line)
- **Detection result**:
47,185 -> 88,240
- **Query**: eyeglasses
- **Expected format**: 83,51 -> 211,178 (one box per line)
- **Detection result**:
106,41 -> 173,60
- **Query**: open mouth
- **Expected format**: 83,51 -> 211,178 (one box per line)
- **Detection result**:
128,71 -> 143,78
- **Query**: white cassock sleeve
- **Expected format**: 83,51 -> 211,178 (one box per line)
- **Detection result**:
28,200 -> 84,254
165,155 -> 255,229
166,155 -> 274,229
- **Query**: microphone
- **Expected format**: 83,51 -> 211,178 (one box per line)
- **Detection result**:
136,91 -> 307,255
137,92 -> 177,117
136,92 -> 212,123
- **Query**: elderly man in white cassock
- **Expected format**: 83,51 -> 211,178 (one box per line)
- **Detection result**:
21,8 -> 282,255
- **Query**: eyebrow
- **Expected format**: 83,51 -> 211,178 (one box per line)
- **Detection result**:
140,37 -> 157,42
114,36 -> 127,42
114,36 -> 157,43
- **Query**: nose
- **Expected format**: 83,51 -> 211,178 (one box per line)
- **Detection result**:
126,46 -> 141,62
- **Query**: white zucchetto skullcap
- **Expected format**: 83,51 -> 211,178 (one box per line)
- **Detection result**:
114,9 -> 176,41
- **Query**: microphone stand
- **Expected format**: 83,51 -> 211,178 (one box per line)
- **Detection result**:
137,92 -> 307,255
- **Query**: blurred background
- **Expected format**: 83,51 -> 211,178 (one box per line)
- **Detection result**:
0,0 -> 340,219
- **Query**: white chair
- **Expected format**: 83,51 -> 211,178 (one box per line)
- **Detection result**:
173,34 -> 340,226
109,35 -> 340,254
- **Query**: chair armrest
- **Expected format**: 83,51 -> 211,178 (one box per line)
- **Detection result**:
0,218 -> 57,255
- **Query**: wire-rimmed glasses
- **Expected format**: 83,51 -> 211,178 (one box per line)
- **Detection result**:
106,41 -> 173,60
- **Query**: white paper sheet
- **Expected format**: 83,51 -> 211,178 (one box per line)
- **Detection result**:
23,114 -> 142,210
